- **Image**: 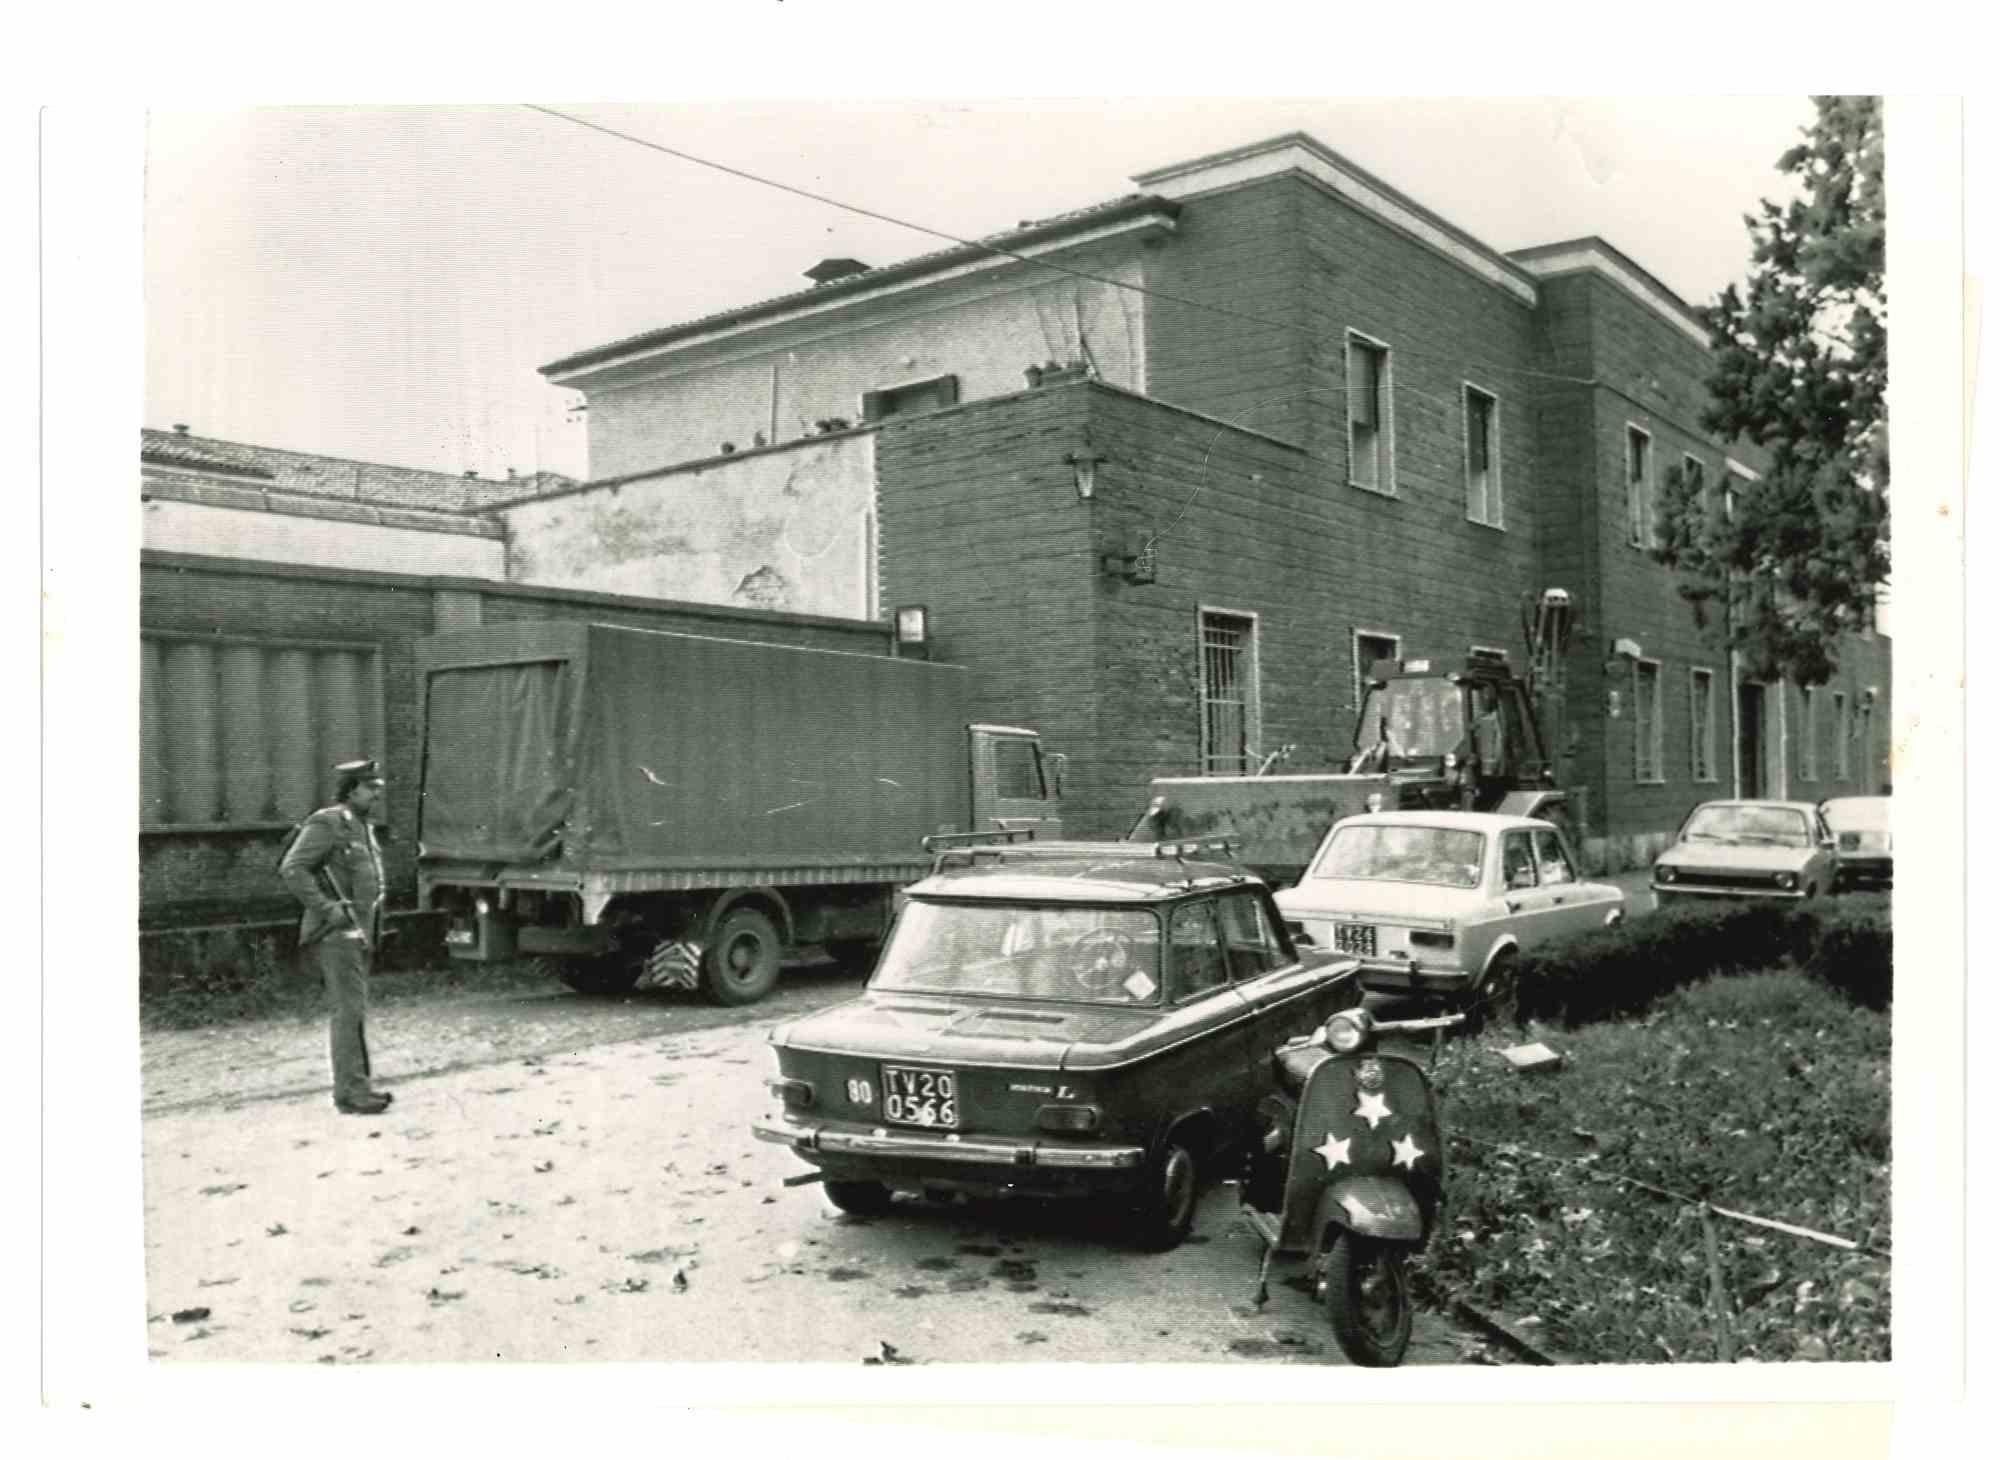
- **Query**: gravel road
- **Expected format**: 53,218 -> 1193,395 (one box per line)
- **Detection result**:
141,967 -> 1489,1367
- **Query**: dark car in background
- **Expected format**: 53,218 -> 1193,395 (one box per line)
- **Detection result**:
1820,795 -> 1892,891
1651,800 -> 1838,907
753,837 -> 1361,1251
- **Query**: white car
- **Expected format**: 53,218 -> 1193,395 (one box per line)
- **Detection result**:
1273,810 -> 1625,1017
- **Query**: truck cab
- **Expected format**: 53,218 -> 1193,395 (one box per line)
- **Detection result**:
971,723 -> 1064,839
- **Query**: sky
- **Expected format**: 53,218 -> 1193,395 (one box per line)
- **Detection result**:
143,97 -> 1817,483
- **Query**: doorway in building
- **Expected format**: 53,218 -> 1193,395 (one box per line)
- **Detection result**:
1737,681 -> 1765,798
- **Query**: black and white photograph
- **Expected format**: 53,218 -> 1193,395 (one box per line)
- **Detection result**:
35,16 -> 1976,1453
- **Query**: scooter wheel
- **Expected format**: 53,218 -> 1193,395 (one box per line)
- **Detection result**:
1322,1232 -> 1413,1367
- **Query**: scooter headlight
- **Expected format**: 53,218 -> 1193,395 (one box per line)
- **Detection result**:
1324,1009 -> 1373,1054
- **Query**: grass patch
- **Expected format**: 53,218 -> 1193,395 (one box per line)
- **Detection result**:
1417,970 -> 1889,1363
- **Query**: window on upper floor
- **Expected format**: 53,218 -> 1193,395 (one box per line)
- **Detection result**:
1464,385 -> 1502,528
1345,333 -> 1394,495
1626,426 -> 1653,548
1682,454 -> 1710,528
860,374 -> 960,423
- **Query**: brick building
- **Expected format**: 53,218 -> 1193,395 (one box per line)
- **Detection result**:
532,131 -> 1892,868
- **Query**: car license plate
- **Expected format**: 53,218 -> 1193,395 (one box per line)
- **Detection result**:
881,1066 -> 958,1129
1333,923 -> 1377,957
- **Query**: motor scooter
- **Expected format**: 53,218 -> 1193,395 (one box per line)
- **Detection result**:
1239,1003 -> 1462,1367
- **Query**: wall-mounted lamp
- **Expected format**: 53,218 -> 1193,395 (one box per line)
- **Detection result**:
893,604 -> 930,659
1064,451 -> 1103,501
1862,685 -> 1879,706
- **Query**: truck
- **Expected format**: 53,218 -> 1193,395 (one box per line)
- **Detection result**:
1128,589 -> 1576,885
414,620 -> 1063,1004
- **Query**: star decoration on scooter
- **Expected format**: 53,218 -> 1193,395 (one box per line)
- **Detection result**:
1312,1132 -> 1352,1171
1353,1089 -> 1393,1129
1390,1132 -> 1426,1170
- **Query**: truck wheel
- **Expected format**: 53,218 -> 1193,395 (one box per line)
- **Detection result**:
1129,1138 -> 1199,1252
701,907 -> 783,1006
539,956 -> 641,997
823,1179 -> 896,1217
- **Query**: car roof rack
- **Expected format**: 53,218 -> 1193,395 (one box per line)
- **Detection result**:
920,830 -> 1246,876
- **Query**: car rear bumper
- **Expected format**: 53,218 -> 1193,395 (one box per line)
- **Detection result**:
753,1112 -> 1147,1192
1352,961 -> 1476,995
1652,883 -> 1811,903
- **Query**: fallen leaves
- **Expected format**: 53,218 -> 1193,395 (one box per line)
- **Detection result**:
199,1183 -> 247,1198
170,1307 -> 210,1325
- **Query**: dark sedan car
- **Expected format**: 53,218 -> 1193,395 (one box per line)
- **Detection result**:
753,837 -> 1361,1251
1821,795 -> 1892,890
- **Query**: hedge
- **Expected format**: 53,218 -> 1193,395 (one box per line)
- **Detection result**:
1515,893 -> 1890,1028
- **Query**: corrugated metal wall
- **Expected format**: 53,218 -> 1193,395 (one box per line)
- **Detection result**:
141,632 -> 383,827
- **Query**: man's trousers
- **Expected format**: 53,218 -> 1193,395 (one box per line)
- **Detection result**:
312,932 -> 375,1104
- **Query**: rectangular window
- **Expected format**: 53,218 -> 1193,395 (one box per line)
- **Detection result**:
1346,333 -> 1394,495
1626,426 -> 1653,548
141,633 -> 384,829
1834,691 -> 1850,780
1633,659 -> 1663,782
1199,609 -> 1259,775
1800,686 -> 1819,781
1353,630 -> 1400,718
1464,384 -> 1502,527
860,373 -> 960,423
1690,667 -> 1717,782
1682,454 -> 1708,516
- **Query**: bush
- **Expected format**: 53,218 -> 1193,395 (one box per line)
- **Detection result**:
1516,896 -> 1887,1028
1801,894 -> 1892,1011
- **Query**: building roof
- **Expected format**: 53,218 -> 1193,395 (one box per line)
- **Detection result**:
1508,236 -> 1712,348
139,428 -> 576,512
539,192 -> 1182,379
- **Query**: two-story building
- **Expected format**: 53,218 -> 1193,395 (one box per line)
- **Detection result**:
507,132 -> 1886,867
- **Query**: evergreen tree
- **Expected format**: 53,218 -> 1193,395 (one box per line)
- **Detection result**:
1654,95 -> 1888,686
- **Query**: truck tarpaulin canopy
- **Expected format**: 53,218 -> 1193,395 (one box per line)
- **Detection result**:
420,657 -> 575,861
415,620 -> 967,871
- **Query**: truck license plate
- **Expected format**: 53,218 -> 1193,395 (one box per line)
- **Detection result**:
881,1066 -> 958,1129
1334,923 -> 1377,957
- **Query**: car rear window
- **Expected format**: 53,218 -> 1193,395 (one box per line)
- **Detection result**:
1309,824 -> 1485,888
871,901 -> 1163,1006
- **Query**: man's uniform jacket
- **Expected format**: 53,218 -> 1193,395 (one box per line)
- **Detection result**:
280,806 -> 386,949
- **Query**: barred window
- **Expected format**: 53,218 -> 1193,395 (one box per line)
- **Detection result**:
1199,610 -> 1259,775
141,633 -> 383,828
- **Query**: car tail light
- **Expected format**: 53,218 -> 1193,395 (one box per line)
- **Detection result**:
1409,929 -> 1455,949
1036,1104 -> 1101,1134
765,1077 -> 814,1108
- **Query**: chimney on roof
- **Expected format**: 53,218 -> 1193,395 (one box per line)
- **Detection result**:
804,257 -> 870,285
463,470 -> 479,479
172,424 -> 190,436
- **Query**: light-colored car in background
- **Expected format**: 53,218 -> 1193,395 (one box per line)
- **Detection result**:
1273,810 -> 1624,1021
1650,800 -> 1838,907
1819,795 -> 1892,891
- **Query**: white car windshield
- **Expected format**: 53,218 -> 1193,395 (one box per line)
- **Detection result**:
1681,804 -> 1811,846
1309,824 -> 1486,889
871,902 -> 1164,1006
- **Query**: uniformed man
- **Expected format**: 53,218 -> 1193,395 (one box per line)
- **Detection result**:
281,757 -> 393,1115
